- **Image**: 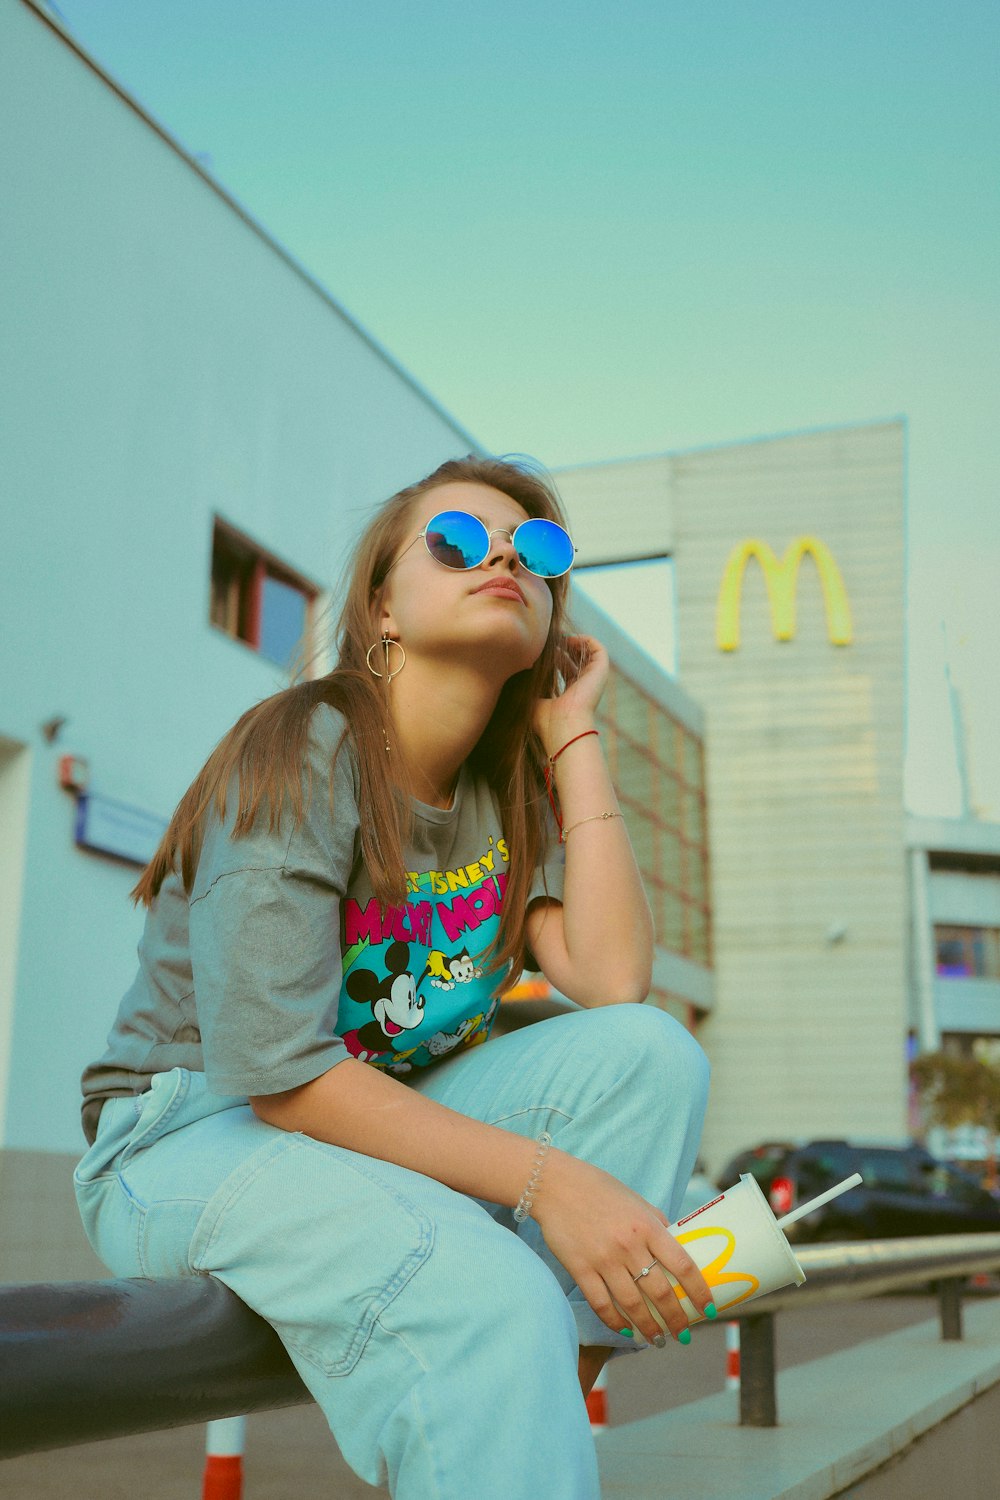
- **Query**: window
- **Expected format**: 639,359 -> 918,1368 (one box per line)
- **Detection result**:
934,925 -> 1000,980
940,1033 -> 1000,1073
794,1145 -> 852,1194
597,663 -> 712,970
210,519 -> 317,672
857,1149 -> 923,1194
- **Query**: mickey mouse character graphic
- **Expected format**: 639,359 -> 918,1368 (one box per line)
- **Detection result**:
341,941 -> 425,1063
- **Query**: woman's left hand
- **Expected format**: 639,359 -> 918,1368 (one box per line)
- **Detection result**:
532,634 -> 610,752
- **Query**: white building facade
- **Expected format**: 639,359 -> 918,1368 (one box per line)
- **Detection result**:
908,817 -> 1000,1053
0,0 -> 481,1277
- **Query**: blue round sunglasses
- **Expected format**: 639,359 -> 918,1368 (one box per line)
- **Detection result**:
386,509 -> 576,580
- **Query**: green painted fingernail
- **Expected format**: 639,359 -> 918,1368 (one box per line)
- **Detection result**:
619,1326 -> 634,1338
678,1327 -> 692,1345
705,1303 -> 718,1320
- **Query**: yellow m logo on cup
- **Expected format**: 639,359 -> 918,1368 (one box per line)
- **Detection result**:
716,536 -> 854,652
674,1223 -> 760,1313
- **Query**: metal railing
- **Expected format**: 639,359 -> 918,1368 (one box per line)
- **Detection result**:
0,1276 -> 310,1459
728,1232 -> 1000,1426
2,1234 -> 1000,1457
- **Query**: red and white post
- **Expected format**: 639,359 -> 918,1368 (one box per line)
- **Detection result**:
725,1321 -> 741,1392
586,1364 -> 610,1433
202,1416 -> 246,1500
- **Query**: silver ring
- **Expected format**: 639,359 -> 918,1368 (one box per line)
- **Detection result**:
632,1261 -> 660,1282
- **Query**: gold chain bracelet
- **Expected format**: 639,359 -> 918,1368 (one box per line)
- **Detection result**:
559,810 -> 623,844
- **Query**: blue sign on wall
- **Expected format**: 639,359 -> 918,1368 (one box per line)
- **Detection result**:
74,793 -> 168,867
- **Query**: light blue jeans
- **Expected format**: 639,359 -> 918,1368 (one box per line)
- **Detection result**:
74,1003 -> 709,1499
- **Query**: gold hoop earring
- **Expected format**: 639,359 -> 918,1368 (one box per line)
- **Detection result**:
366,634 -> 406,682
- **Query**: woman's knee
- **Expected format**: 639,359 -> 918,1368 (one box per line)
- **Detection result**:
564,1005 -> 711,1144
575,1002 -> 709,1094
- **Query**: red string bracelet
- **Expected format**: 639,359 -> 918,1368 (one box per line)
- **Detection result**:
550,729 -> 600,765
542,729 -> 600,836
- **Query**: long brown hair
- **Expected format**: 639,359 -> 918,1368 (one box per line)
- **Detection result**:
130,454 -> 573,990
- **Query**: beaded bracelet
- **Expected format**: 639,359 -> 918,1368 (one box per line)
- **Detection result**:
513,1131 -> 553,1222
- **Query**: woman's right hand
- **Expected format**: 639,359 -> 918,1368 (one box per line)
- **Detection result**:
530,1147 -> 715,1344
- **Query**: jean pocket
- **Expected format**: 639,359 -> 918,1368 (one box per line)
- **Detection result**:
119,1068 -> 191,1166
138,1198 -> 211,1278
189,1132 -> 435,1378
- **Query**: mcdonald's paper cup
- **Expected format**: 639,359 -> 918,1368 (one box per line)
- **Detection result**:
613,1173 -> 806,1334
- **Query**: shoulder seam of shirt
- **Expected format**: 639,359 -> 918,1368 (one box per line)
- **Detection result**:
189,859 -> 294,908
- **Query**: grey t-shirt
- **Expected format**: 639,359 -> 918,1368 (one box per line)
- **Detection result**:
80,703 -> 564,1145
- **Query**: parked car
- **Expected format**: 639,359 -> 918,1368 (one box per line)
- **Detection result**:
942,1157 -> 1000,1199
717,1139 -> 1000,1242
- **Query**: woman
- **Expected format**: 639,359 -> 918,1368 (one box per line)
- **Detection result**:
75,453 -> 714,1499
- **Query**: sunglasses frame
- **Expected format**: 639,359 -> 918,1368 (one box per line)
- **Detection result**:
417,509 -> 577,579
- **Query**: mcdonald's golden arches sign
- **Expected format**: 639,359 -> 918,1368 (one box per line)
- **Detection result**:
716,536 -> 854,652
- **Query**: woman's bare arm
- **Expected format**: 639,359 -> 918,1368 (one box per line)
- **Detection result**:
525,729 -> 654,1005
528,637 -> 654,1006
252,1057 -> 543,1206
251,1057 -> 713,1344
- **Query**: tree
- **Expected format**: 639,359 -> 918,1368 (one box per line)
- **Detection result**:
910,1051 -> 1000,1192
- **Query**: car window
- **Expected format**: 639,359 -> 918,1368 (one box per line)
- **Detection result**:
721,1149 -> 789,1189
857,1149 -> 924,1193
794,1145 -> 852,1191
938,1166 -> 989,1207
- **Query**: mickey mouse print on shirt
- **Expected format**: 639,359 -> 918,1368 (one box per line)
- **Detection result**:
337,837 -> 507,1076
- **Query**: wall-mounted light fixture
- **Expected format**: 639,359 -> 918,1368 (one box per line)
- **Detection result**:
58,754 -> 90,793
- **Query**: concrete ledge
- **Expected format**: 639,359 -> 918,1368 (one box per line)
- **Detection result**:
596,1299 -> 1000,1499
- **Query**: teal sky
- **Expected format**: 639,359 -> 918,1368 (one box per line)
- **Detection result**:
49,0 -> 1000,814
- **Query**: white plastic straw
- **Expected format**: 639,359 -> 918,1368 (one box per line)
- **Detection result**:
776,1172 -> 863,1229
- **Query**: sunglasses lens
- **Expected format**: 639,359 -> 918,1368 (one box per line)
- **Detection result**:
423,511 -> 491,570
514,518 -> 575,577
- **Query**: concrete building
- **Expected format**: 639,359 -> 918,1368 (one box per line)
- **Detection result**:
908,815 -> 1000,1162
909,816 -> 1000,1054
555,421 -> 910,1172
